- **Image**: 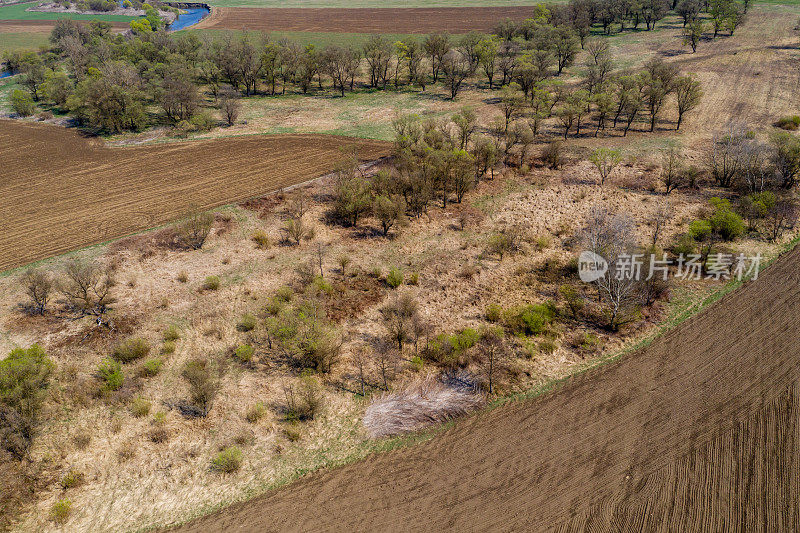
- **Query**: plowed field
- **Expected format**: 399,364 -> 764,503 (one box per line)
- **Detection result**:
0,120 -> 389,271
171,243 -> 800,531
194,6 -> 537,34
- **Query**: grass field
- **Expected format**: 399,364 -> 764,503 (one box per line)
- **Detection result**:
0,1 -> 139,21
0,30 -> 47,51
172,240 -> 800,532
202,0 -> 557,8
0,120 -> 389,272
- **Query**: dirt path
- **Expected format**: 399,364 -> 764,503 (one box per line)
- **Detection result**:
193,6 -> 537,34
0,121 -> 389,271
171,244 -> 800,532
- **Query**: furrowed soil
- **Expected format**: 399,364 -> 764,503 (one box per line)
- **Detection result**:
172,244 -> 800,532
194,6 -> 538,33
0,120 -> 389,271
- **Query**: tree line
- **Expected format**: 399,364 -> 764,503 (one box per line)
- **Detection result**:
2,0 -> 712,134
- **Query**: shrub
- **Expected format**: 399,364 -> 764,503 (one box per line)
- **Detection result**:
10,89 -> 35,117
176,271 -> 189,283
423,329 -> 482,368
542,140 -> 564,169
141,358 -> 163,377
485,304 -> 502,322
265,300 -> 341,373
181,359 -> 218,417
50,499 -> 72,524
708,198 -> 745,241
234,344 -> 254,364
178,210 -> 214,250
210,446 -> 242,473
20,268 -> 52,315
201,276 -> 221,291
130,397 -> 151,418
283,424 -> 302,442
486,232 -> 513,259
163,325 -> 180,342
558,285 -> 584,319
672,233 -> 696,256
275,286 -> 294,303
501,302 -> 557,336
245,402 -> 267,424
282,375 -> 324,422
96,359 -> 124,392
776,116 -> 800,130
190,111 -> 216,132
407,272 -> 419,285
236,313 -> 257,332
161,341 -> 176,355
0,344 -> 53,458
112,337 -> 151,363
60,469 -> 84,490
537,340 -> 557,355
148,426 -> 169,443
310,276 -> 334,295
251,229 -> 271,249
386,268 -> 404,288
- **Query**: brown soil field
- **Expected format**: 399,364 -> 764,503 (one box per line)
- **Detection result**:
194,6 -> 538,34
0,120 -> 389,272
172,243 -> 800,532
0,19 -> 129,33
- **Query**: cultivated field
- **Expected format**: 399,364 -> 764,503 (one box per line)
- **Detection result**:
0,120 -> 389,272
194,6 -> 539,34
172,242 -> 800,532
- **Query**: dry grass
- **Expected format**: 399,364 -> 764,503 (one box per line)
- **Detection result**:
363,377 -> 484,438
1,9 -> 798,529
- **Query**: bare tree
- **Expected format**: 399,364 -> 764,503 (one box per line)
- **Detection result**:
660,146 -> 684,194
581,207 -> 643,331
589,148 -> 622,186
674,75 -> 702,130
59,260 -> 116,318
479,328 -> 506,394
379,294 -> 419,352
21,269 -> 52,315
179,208 -> 214,250
764,198 -> 798,242
707,124 -> 751,188
218,92 -> 240,127
351,346 -> 370,396
374,344 -> 398,391
649,199 -> 672,246
441,49 -> 471,99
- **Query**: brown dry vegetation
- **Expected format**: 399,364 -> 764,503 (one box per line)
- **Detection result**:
172,242 -> 800,532
195,6 -> 541,34
0,5 -> 799,532
0,121 -> 389,272
0,155 -> 790,531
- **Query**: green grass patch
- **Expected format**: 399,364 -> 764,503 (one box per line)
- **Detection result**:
0,32 -> 50,52
0,2 -> 140,21
202,0 -> 556,8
